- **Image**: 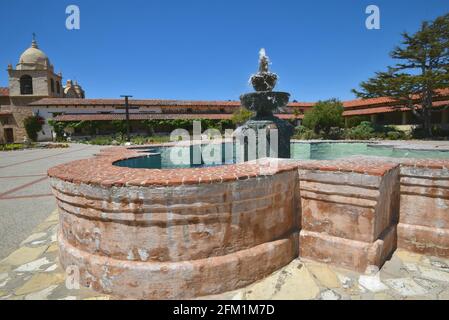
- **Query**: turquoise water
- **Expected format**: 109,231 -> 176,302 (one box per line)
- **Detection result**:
114,142 -> 449,169
291,142 -> 449,160
117,144 -> 236,169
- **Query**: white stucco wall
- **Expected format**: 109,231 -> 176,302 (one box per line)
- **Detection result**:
32,105 -> 163,141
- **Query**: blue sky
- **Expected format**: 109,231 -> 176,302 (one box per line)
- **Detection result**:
1,0 -> 448,101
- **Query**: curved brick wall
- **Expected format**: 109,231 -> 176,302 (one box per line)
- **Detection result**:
48,148 -> 300,299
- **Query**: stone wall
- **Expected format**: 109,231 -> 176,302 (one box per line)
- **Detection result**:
8,69 -> 63,98
0,105 -> 32,143
297,159 -> 400,272
398,160 -> 449,257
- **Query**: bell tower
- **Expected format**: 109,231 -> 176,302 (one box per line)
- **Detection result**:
8,35 -> 63,105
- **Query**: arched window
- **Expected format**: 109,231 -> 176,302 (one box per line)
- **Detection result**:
56,81 -> 60,94
20,75 -> 33,95
50,79 -> 55,92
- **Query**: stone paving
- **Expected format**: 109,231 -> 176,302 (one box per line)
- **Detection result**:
0,144 -> 104,260
1,209 -> 449,300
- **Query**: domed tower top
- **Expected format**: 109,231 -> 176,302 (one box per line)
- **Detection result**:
16,35 -> 51,71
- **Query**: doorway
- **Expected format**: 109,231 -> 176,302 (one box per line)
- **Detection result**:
4,128 -> 14,143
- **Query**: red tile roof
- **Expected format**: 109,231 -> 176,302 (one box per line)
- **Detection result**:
343,100 -> 449,116
27,87 -> 449,119
30,98 -> 242,107
343,88 -> 449,109
30,98 -> 315,109
54,113 -> 232,121
0,87 -> 9,96
53,113 -> 298,122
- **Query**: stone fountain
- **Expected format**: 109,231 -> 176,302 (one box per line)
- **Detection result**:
235,49 -> 294,159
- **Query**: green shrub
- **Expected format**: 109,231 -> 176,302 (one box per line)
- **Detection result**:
325,127 -> 344,140
343,121 -> 375,140
386,131 -> 404,140
345,116 -> 370,128
303,99 -> 344,134
343,121 -> 409,140
23,116 -> 43,142
231,108 -> 254,125
84,135 -> 172,146
130,135 -> 172,145
48,120 -> 67,140
293,126 -> 320,140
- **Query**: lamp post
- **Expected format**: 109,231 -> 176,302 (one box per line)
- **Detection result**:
120,95 -> 133,142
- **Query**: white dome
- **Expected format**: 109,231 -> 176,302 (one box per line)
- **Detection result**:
16,40 -> 50,70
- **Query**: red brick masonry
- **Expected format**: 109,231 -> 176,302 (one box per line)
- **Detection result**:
47,147 -> 449,299
398,160 -> 449,257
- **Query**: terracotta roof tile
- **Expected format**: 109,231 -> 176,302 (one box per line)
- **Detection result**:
26,87 -> 449,118
53,113 -> 297,122
343,100 -> 449,116
30,98 -> 242,107
343,88 -> 449,109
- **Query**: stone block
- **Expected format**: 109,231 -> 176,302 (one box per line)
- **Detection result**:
299,225 -> 397,272
397,223 -> 449,258
298,160 -> 400,271
398,163 -> 449,257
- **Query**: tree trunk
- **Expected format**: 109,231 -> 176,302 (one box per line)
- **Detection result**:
422,89 -> 433,137
424,109 -> 432,137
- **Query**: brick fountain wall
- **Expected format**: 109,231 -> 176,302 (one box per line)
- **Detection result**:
47,147 -> 449,299
398,160 -> 449,257
297,160 -> 400,272
48,148 -> 300,299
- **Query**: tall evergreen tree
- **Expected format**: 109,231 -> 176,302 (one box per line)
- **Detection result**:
353,14 -> 449,136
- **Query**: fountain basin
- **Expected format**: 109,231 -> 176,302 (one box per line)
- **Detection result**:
48,147 -> 300,299
240,91 -> 290,116
48,144 -> 449,298
250,72 -> 278,91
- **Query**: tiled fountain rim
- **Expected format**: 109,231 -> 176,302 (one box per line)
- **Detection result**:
47,143 -> 449,188
47,146 -> 300,187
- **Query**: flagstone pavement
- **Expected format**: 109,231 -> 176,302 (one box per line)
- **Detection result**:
1,210 -> 449,300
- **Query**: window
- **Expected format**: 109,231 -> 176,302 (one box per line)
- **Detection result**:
20,75 -> 33,95
50,79 -> 55,93
56,81 -> 60,94
0,116 -> 10,125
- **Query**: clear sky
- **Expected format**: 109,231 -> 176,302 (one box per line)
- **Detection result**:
1,0 -> 448,102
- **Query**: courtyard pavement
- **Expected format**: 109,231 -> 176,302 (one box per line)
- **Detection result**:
1,140 -> 449,300
0,144 -> 104,260
0,209 -> 449,300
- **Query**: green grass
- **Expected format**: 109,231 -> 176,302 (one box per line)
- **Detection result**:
0,143 -> 24,151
